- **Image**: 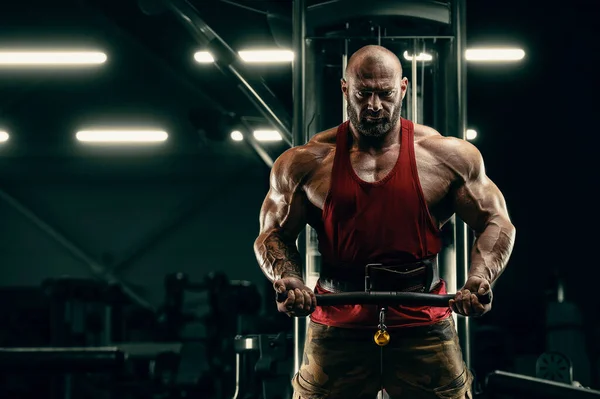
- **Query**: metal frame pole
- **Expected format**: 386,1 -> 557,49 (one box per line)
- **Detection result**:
451,0 -> 471,370
292,0 -> 308,376
411,38 -> 418,123
342,38 -> 348,122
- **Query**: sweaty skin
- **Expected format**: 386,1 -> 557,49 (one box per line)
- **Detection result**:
254,45 -> 516,318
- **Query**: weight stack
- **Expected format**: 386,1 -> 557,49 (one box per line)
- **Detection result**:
545,299 -> 591,386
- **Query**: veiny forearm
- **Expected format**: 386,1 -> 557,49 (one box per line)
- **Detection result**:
255,230 -> 304,283
469,217 -> 516,284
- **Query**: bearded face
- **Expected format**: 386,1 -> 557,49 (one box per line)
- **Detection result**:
346,93 -> 403,138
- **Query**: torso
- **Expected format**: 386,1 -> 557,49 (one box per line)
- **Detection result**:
301,121 -> 458,230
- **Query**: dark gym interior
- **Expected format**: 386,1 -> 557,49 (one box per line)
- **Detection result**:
0,0 -> 598,398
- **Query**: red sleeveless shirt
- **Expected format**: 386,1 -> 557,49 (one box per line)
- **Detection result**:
310,118 -> 451,329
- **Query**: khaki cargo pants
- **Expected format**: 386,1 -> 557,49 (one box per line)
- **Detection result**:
292,317 -> 473,399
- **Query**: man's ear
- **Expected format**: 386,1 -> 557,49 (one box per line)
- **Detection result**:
341,78 -> 348,97
400,77 -> 408,101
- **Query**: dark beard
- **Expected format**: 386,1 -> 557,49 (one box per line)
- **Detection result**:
347,104 -> 402,137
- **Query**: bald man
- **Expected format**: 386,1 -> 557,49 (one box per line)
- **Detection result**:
254,45 -> 516,399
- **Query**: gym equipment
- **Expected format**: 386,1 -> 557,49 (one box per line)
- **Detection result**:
159,271 -> 262,340
277,272 -> 490,347
158,271 -> 263,398
0,347 -> 125,372
42,277 -> 128,346
483,370 -> 600,399
0,342 -> 211,398
233,333 -> 294,399
536,351 -> 574,384
0,272 -> 262,398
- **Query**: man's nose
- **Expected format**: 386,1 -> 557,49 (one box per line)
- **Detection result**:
368,93 -> 382,112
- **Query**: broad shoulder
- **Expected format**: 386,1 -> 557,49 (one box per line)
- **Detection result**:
271,126 -> 336,188
413,123 -> 484,180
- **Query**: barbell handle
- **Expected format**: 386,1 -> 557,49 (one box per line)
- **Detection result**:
276,290 -> 491,307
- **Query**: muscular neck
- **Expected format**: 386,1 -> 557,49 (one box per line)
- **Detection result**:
349,119 -> 402,153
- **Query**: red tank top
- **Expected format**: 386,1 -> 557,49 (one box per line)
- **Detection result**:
310,118 -> 451,329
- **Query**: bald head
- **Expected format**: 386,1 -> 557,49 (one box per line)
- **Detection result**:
341,45 -> 407,138
345,45 -> 403,81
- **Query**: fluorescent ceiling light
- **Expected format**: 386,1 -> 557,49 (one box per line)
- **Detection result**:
0,51 -> 107,65
194,50 -> 293,64
253,130 -> 282,142
0,131 -> 9,142
238,50 -> 294,63
76,130 -> 168,143
466,129 -> 477,140
466,48 -> 525,62
230,130 -> 244,141
194,52 -> 215,63
403,51 -> 433,62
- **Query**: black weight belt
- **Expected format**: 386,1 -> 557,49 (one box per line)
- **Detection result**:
318,256 -> 440,293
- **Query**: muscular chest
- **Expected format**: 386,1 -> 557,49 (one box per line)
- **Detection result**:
304,146 -> 452,223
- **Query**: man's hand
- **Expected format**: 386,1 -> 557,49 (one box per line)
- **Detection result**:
449,276 -> 492,317
273,277 -> 317,317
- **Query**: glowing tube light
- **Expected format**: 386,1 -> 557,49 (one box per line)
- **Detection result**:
76,130 -> 168,143
238,50 -> 294,63
230,131 -> 244,141
0,131 -> 9,142
194,50 -> 294,64
403,51 -> 433,62
466,129 -> 477,140
466,48 -> 525,62
0,51 -> 107,65
253,130 -> 282,141
194,52 -> 215,63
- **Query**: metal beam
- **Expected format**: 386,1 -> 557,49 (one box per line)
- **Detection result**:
0,187 -> 155,312
307,0 -> 451,31
165,0 -> 293,146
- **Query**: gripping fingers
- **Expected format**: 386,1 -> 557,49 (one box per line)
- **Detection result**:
284,289 -> 296,312
449,290 -> 488,317
294,288 -> 305,311
470,293 -> 486,315
460,289 -> 472,315
277,288 -> 316,316
302,290 -> 314,312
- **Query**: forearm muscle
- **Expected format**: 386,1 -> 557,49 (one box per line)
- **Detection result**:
469,217 -> 516,283
255,231 -> 303,282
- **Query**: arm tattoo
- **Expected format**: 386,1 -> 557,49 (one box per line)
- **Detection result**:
258,233 -> 303,282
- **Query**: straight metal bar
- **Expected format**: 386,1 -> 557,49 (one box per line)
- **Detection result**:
411,38 -> 418,123
342,39 -> 348,121
293,0 -> 308,376
451,0 -> 471,370
218,0 -> 268,15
